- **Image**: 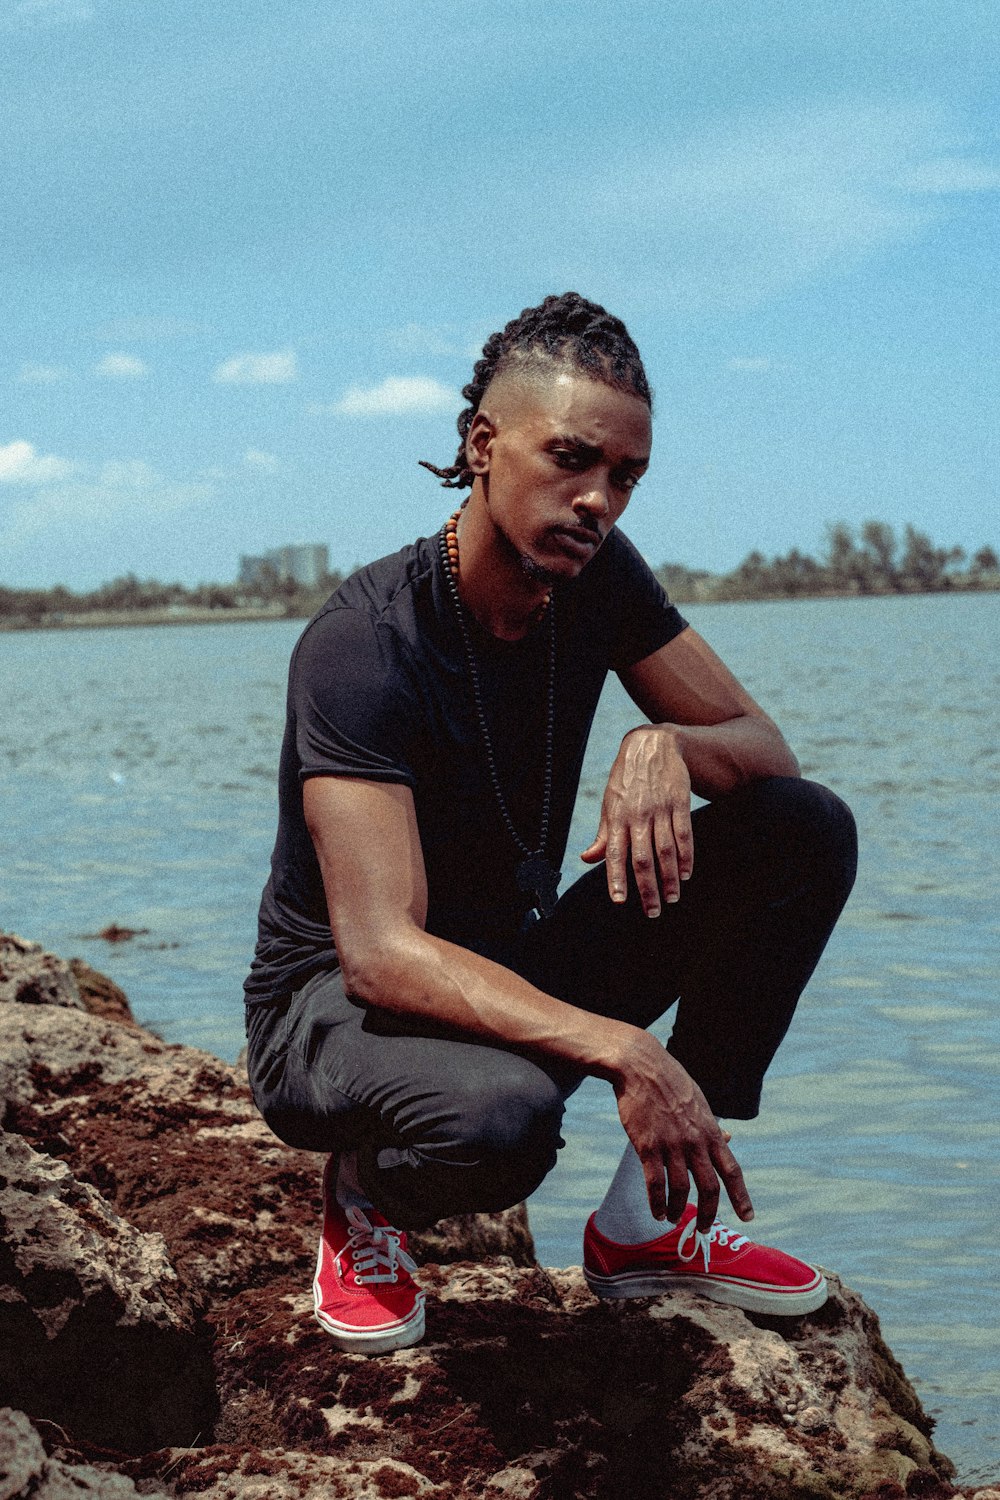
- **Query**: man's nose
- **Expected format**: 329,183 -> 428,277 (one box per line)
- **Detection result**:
573,476 -> 612,519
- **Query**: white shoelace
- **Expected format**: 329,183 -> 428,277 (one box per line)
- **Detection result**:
335,1204 -> 418,1286
677,1216 -> 751,1274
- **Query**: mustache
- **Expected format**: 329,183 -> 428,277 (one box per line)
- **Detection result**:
554,519 -> 605,542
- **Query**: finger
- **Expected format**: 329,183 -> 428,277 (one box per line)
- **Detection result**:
604,826 -> 630,905
580,810 -> 608,865
710,1138 -> 754,1223
640,1152 -> 667,1221
629,823 -> 661,917
664,1154 -> 691,1225
672,802 -> 694,883
653,814 -> 681,906
689,1149 -> 722,1234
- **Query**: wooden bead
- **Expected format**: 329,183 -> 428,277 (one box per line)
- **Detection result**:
445,511 -> 462,578
444,508 -> 466,580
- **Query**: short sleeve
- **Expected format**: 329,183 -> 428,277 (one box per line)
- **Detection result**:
289,607 -> 420,786
604,530 -> 689,671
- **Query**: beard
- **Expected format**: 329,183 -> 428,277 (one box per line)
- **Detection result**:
491,513 -> 560,587
518,550 -> 559,587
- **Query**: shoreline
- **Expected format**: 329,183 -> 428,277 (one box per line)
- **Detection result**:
2,584 -> 998,634
0,604 -> 298,633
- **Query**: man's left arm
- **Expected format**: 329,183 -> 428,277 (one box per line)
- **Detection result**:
581,626 -> 800,917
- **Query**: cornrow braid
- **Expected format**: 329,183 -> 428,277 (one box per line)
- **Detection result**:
419,292 -> 652,489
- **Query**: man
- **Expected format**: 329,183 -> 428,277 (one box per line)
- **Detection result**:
244,292 -> 857,1354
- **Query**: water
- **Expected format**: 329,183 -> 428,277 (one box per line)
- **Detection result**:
1,593 -> 997,1483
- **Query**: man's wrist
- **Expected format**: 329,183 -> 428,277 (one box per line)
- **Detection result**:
584,1018 -> 649,1087
623,721 -> 685,757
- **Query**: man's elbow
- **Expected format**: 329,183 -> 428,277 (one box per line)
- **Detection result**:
768,738 -> 801,780
336,931 -> 418,1010
738,717 -> 800,786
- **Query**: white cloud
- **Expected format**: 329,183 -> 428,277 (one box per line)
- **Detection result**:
95,352 -> 148,379
213,350 -> 298,385
559,99 -> 1000,311
0,440 -> 74,484
18,363 -> 72,384
727,357 -> 772,373
332,375 -> 460,417
899,157 -> 1000,194
244,448 -> 280,470
5,0 -> 93,28
387,323 -> 478,359
0,459 -> 213,546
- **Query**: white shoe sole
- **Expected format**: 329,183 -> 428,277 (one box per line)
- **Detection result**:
313,1291 -> 426,1353
584,1266 -> 828,1316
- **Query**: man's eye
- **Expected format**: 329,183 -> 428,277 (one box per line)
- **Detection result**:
614,472 -> 642,492
552,449 -> 586,469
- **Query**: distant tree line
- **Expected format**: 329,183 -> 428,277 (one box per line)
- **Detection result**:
656,521 -> 1000,605
0,565 -> 346,628
1,520 -> 996,628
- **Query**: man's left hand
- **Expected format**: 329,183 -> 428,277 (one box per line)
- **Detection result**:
581,725 -> 692,917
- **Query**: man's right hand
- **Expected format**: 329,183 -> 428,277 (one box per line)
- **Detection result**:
611,1027 -> 754,1233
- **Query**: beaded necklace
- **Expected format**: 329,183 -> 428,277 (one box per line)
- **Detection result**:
439,508 -> 561,919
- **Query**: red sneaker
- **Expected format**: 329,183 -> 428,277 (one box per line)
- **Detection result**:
583,1205 -> 827,1315
313,1159 -> 425,1353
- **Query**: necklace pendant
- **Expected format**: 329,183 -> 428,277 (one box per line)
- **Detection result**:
517,853 -> 561,920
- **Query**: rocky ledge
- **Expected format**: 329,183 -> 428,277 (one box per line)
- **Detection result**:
0,931 -> 995,1500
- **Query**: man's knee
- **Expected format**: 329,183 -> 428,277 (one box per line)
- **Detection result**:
782,777 -> 857,890
365,1062 -> 566,1226
439,1062 -> 566,1166
739,775 -> 857,889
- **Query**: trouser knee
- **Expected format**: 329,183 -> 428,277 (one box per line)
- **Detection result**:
432,1069 -> 565,1203
735,775 -> 857,895
362,1067 -> 566,1229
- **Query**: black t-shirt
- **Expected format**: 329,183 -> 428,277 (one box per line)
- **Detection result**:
243,527 -> 688,1007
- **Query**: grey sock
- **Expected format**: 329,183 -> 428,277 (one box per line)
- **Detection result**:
592,1142 -> 681,1244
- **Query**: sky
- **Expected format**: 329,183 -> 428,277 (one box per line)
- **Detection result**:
2,0 -> 998,589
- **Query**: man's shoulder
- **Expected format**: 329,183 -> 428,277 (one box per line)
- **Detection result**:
319,535 -> 438,623
295,534 -> 439,657
285,535 -> 447,701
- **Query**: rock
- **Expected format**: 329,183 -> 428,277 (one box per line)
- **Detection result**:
0,935 -> 82,1011
0,1132 -> 216,1453
196,1259 -> 959,1500
1,1001 -> 535,1306
408,1204 -> 536,1269
81,925 -> 149,945
68,959 -> 137,1027
1,937 -> 994,1498
127,1445 -> 450,1498
0,930 -> 135,1026
0,1001 -> 316,1303
0,1407 -> 167,1498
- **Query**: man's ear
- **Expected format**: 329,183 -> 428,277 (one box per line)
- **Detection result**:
465,409 -> 496,475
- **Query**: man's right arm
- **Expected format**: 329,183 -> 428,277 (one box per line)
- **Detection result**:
302,774 -> 753,1232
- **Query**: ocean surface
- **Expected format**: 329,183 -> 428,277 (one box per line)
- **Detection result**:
2,591 -> 997,1482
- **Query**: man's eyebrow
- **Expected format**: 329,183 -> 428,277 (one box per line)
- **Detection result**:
548,432 -> 650,467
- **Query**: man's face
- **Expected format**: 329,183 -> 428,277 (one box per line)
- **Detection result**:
469,370 -> 653,584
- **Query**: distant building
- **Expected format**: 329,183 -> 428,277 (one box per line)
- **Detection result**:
239,544 -> 329,590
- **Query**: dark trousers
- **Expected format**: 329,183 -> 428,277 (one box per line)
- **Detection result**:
246,777 -> 857,1230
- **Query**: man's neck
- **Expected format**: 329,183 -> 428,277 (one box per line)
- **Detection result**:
451,494 -> 550,642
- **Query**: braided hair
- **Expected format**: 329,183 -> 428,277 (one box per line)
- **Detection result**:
419,292 -> 652,489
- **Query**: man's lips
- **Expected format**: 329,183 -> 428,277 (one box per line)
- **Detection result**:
549,525 -> 603,556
